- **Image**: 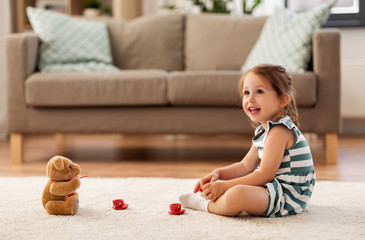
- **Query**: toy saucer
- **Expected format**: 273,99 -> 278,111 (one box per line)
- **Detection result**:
168,209 -> 186,215
113,204 -> 128,210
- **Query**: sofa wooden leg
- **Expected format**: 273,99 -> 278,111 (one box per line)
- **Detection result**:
10,133 -> 23,164
325,133 -> 338,165
55,133 -> 66,155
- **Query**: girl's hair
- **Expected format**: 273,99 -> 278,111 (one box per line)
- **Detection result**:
239,64 -> 299,127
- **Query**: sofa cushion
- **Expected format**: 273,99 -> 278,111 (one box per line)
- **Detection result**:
242,1 -> 335,73
107,14 -> 184,71
168,71 -> 243,106
25,70 -> 168,107
167,71 -> 316,107
185,14 -> 266,71
26,7 -> 118,72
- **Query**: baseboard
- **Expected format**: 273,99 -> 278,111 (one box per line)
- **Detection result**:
342,118 -> 365,135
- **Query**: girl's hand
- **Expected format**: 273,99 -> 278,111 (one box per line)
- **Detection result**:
193,171 -> 219,193
201,181 -> 228,202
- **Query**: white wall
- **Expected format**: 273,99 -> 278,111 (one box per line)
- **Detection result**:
340,28 -> 365,119
142,0 -> 282,16
0,1 -> 10,139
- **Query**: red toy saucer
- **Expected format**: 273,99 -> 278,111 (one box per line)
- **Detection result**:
113,204 -> 129,210
168,209 -> 186,215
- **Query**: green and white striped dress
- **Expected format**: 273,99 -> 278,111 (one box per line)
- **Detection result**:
252,115 -> 315,217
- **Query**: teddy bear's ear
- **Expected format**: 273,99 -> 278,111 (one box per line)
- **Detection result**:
50,156 -> 65,171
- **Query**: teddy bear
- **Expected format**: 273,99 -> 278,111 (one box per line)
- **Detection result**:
42,155 -> 81,215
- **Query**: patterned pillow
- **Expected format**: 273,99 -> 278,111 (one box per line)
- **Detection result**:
241,1 -> 336,73
26,7 -> 119,72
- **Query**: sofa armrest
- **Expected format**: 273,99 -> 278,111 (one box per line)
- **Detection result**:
6,32 -> 38,76
5,32 -> 39,132
312,28 -> 341,133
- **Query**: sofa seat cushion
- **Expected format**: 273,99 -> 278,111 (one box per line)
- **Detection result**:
25,70 -> 168,107
168,71 -> 242,106
167,71 -> 317,107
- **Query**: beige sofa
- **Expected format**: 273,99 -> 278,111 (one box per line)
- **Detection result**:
6,14 -> 341,164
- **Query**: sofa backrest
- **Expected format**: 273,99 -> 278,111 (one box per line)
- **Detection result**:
106,14 -> 185,71
185,14 -> 267,71
106,13 -> 267,72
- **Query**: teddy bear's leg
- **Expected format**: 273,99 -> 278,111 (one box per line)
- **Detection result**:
67,194 -> 79,215
45,195 -> 79,215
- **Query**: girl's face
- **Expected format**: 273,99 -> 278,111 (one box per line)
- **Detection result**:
242,72 -> 285,129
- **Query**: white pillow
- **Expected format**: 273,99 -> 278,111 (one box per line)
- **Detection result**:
26,7 -> 119,72
241,0 -> 336,73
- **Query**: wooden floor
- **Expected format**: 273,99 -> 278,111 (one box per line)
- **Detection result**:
0,134 -> 364,181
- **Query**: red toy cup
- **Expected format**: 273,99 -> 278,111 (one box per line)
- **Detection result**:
113,199 -> 124,208
169,203 -> 181,213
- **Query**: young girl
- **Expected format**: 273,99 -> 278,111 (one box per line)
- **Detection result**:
179,64 -> 315,217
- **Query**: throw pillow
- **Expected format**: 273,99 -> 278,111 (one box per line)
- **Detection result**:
185,14 -> 267,71
26,7 -> 119,72
241,0 -> 336,73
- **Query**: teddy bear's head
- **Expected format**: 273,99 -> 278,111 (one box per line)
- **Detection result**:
46,156 -> 80,181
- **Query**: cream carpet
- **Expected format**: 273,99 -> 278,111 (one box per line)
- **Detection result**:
1,177 -> 364,240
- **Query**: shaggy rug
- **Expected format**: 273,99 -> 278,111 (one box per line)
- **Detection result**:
1,177 -> 364,240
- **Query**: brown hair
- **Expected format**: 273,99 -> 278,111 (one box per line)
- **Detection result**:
238,64 -> 299,127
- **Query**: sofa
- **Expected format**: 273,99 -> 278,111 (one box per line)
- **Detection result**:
6,13 -> 341,164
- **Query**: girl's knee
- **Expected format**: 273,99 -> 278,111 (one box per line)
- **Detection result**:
226,185 -> 249,197
211,185 -> 249,216
224,185 -> 269,216
224,185 -> 265,207
224,185 -> 249,205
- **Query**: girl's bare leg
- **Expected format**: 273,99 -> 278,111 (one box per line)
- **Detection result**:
208,185 -> 269,217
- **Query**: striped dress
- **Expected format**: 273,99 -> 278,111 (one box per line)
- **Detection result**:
252,115 -> 315,217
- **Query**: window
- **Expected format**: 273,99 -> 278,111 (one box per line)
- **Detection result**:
285,0 -> 365,27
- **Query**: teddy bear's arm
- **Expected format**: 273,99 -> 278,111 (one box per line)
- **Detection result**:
49,178 -> 81,196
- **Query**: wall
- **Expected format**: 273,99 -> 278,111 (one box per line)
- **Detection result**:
141,0 -> 282,15
0,0 -> 10,139
340,27 -> 365,119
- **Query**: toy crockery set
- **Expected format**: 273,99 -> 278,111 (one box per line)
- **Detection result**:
42,155 -> 185,215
